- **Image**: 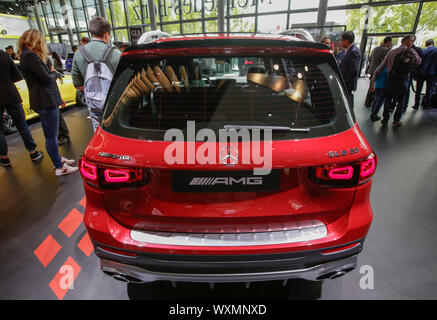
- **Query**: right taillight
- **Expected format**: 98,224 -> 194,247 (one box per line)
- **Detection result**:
358,152 -> 377,185
79,156 -> 149,189
309,152 -> 377,188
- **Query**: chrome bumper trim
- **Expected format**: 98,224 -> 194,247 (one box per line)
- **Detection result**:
130,220 -> 327,247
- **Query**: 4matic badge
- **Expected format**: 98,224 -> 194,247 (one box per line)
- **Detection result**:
328,148 -> 360,158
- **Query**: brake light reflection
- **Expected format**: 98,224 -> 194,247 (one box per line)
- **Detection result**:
328,166 -> 354,180
104,169 -> 130,183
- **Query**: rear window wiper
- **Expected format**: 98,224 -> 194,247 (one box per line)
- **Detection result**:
223,125 -> 311,132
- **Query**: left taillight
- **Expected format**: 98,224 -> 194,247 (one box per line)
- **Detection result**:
309,152 -> 377,188
79,158 -> 98,187
79,157 -> 148,189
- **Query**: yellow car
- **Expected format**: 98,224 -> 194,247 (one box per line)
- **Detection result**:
3,63 -> 84,133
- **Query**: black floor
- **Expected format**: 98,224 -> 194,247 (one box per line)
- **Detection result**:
1,79 -> 437,300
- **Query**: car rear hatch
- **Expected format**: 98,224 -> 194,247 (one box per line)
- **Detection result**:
83,125 -> 373,234
82,37 -> 374,233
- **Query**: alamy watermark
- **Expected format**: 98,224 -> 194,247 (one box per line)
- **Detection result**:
359,265 -> 374,290
59,265 -> 75,290
163,121 -> 273,175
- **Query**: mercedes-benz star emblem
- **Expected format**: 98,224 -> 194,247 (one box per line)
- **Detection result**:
220,146 -> 239,166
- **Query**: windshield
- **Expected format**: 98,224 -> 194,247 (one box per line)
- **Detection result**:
102,55 -> 353,140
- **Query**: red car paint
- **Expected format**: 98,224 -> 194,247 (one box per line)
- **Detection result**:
82,125 -> 374,255
79,34 -> 376,282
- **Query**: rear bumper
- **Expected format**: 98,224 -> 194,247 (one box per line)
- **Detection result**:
83,178 -> 373,282
99,255 -> 358,283
94,239 -> 363,283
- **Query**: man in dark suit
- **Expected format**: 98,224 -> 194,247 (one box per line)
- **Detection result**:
0,50 -> 43,167
339,31 -> 362,108
413,39 -> 437,109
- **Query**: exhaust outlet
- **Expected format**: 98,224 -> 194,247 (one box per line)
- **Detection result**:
103,270 -> 143,283
113,274 -> 130,283
316,267 -> 355,280
329,270 -> 347,279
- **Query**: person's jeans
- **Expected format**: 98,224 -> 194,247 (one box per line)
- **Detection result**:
39,107 -> 63,169
0,103 -> 37,156
383,75 -> 409,123
403,75 -> 414,111
371,88 -> 386,117
414,74 -> 426,107
424,75 -> 437,107
90,111 -> 102,132
58,109 -> 70,139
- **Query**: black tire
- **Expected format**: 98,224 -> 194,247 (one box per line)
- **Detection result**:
3,111 -> 17,134
1,30 -> 7,35
75,90 -> 86,107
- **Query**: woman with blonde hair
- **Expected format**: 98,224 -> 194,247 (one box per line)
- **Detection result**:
18,29 -> 78,176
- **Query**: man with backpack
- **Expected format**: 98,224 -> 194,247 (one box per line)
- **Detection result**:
373,35 -> 422,128
72,17 -> 121,131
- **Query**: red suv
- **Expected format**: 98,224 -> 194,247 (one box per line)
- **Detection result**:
79,34 -> 376,284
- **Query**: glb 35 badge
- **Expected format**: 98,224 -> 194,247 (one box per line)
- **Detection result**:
328,148 -> 360,158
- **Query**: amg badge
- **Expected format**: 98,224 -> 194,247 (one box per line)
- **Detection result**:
172,170 -> 280,192
189,177 -> 263,186
98,152 -> 130,161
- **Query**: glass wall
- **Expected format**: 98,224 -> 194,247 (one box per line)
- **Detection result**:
29,0 -> 435,50
416,1 -> 437,48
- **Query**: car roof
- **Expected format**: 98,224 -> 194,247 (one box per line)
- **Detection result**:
154,33 -> 304,43
124,33 -> 329,53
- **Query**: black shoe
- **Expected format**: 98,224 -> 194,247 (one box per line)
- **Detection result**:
58,137 -> 70,145
412,105 -> 419,110
393,121 -> 403,128
30,151 -> 44,161
0,157 -> 11,167
381,119 -> 388,127
370,115 -> 381,121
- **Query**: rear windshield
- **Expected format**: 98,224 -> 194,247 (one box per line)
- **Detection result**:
102,55 -> 354,140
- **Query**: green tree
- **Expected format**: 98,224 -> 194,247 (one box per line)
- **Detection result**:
228,2 -> 255,32
345,0 -> 365,35
204,1 -> 218,32
415,1 -> 437,45
128,0 -> 143,26
346,0 -> 437,36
